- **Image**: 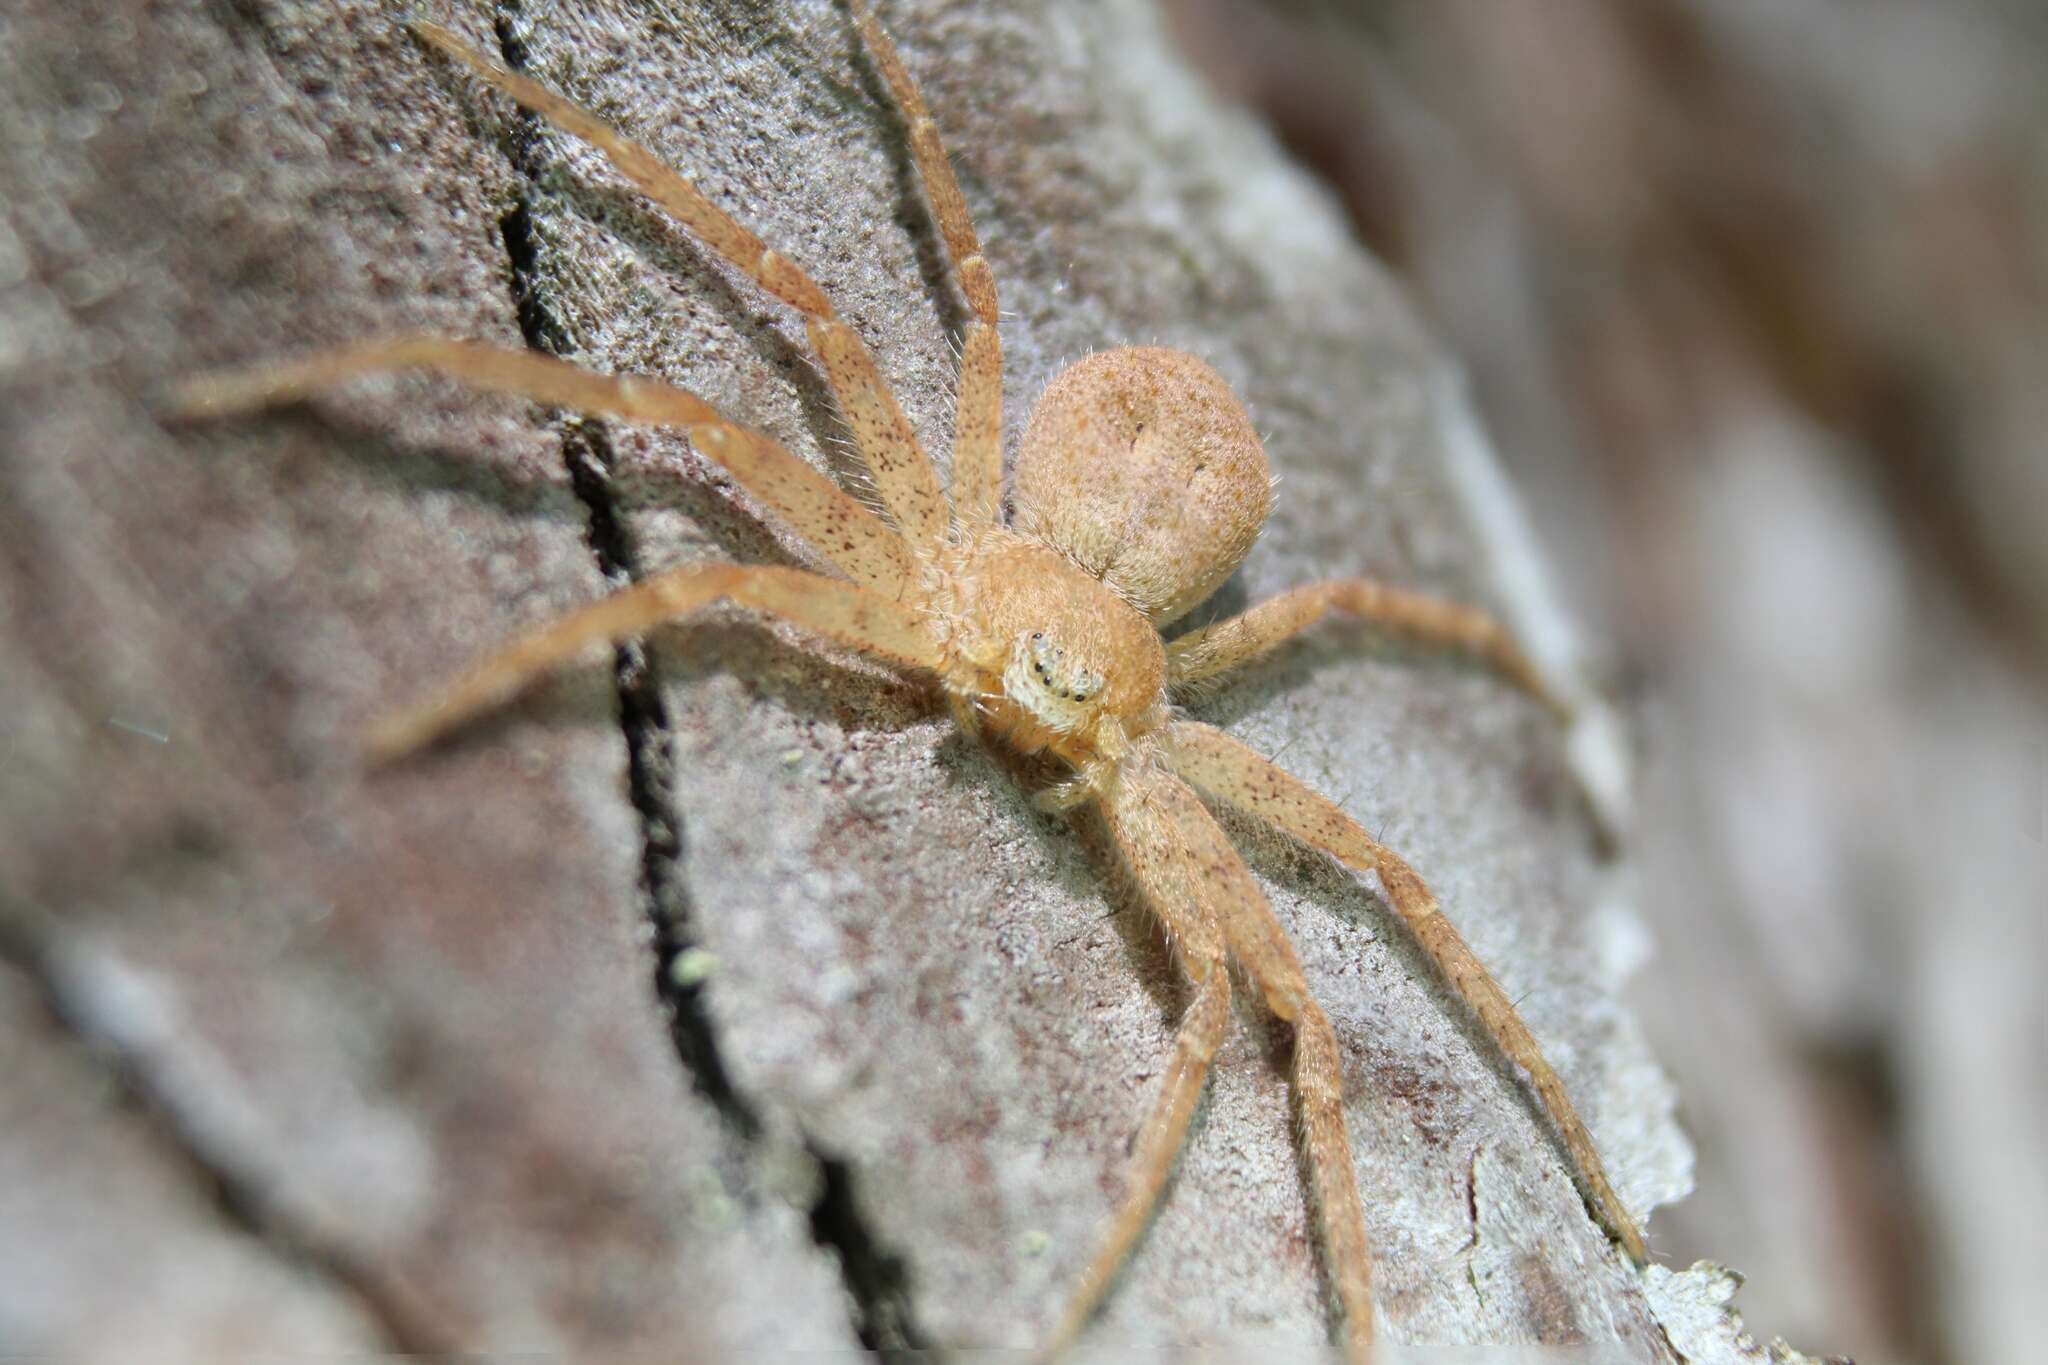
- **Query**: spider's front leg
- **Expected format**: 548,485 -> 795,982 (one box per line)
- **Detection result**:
1057,764 -> 1377,1364
1047,767 -> 1231,1352
1161,720 -> 1648,1265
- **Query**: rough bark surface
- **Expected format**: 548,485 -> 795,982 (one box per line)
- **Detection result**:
2,0 -> 1713,1358
1172,3 -> 2047,1361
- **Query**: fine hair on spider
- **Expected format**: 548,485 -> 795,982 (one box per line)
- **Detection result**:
167,4 -> 1648,1359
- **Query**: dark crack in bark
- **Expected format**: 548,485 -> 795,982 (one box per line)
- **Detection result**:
488,8 -> 929,1351
492,0 -> 758,1145
807,1144 -> 925,1356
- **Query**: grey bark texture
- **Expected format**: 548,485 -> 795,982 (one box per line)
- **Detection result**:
1172,2 -> 2048,1360
0,0 -> 1777,1358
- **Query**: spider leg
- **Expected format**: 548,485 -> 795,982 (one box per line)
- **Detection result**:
1166,578 -> 1560,715
1048,767 -> 1231,1352
1048,962 -> 1231,1354
410,22 -> 950,551
1055,767 -> 1376,1363
362,564 -> 935,763
166,338 -> 916,596
1161,720 -> 1649,1265
850,0 -> 1004,527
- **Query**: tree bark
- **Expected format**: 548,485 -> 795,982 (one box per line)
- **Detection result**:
0,0 -> 1764,1358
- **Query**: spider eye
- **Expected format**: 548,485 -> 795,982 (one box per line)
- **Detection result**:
1012,631 -> 1107,716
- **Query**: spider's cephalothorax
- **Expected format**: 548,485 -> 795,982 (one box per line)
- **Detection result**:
168,6 -> 1647,1360
926,520 -> 1162,748
931,345 -> 1269,766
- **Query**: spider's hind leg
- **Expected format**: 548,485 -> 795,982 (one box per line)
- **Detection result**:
849,0 -> 1005,527
409,21 -> 956,549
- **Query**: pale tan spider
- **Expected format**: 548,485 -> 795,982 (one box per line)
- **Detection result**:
170,4 -> 1647,1358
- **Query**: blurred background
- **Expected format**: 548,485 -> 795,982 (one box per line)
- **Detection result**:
1164,1 -> 2048,1362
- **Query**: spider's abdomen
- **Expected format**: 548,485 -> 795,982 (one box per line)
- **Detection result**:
1011,347 -> 1272,626
933,528 -> 1164,750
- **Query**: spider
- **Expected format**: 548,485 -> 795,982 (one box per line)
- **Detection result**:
168,4 -> 1648,1358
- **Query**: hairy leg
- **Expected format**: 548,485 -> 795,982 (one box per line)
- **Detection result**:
1048,766 -> 1232,1351
1161,720 -> 1647,1264
411,22 -> 950,550
1121,766 -> 1377,1360
165,338 -> 916,596
849,0 -> 1004,527
1048,965 -> 1231,1354
1166,578 -> 1558,714
364,565 -> 936,763
1294,997 -> 1375,1363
